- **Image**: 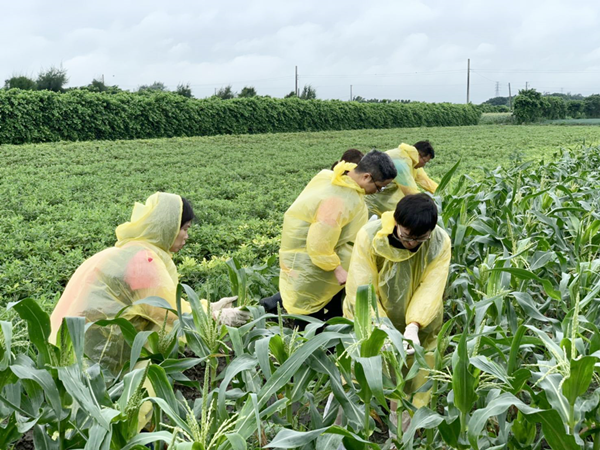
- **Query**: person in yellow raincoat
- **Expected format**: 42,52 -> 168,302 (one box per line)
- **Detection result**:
344,193 -> 451,412
365,141 -> 439,217
50,192 -> 249,377
278,150 -> 397,325
330,148 -> 364,170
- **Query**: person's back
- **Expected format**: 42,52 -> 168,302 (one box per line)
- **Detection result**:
50,193 -> 187,376
279,150 -> 398,320
280,166 -> 368,314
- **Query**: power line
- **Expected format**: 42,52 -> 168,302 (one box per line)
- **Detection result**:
300,70 -> 466,78
473,69 -> 600,74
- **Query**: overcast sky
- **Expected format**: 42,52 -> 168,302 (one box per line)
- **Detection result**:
2,0 -> 599,104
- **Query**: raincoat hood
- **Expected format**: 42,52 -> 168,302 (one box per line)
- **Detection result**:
371,211 -> 419,262
116,192 -> 183,253
331,161 -> 366,194
398,143 -> 420,168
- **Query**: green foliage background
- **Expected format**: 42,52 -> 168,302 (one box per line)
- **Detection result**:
0,90 -> 480,144
513,89 -> 600,123
2,125 -> 600,311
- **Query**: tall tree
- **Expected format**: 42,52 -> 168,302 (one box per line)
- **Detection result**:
36,66 -> 69,92
215,85 -> 235,99
87,78 -> 109,92
138,81 -> 168,92
299,85 -> 317,100
175,83 -> 193,98
4,75 -> 37,90
238,86 -> 257,98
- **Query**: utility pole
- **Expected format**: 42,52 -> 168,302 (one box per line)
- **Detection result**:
295,66 -> 298,96
101,74 -> 105,84
508,83 -> 512,110
525,81 -> 528,90
350,85 -> 353,101
495,81 -> 500,97
466,59 -> 470,104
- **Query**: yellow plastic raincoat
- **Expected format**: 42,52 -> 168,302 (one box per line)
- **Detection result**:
50,192 -> 191,376
365,143 -> 439,217
343,211 -> 451,407
280,162 -> 368,315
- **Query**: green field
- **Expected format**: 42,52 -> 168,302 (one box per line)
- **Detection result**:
542,118 -> 600,125
2,124 -> 600,309
2,124 -> 600,449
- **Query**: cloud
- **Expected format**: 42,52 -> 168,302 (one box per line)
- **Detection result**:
1,0 -> 599,102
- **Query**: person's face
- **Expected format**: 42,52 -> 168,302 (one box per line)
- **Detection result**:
170,220 -> 192,252
416,153 -> 432,169
396,224 -> 431,250
360,173 -> 393,195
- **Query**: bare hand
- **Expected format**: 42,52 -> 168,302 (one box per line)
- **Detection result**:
334,266 -> 348,285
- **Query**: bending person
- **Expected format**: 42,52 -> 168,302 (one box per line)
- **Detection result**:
366,141 -> 438,217
278,150 -> 397,327
50,192 -> 249,377
331,148 -> 364,170
344,193 -> 451,409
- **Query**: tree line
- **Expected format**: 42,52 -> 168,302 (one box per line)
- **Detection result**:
3,66 -> 322,100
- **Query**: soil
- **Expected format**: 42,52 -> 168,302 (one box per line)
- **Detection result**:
177,349 -> 229,402
13,430 -> 34,450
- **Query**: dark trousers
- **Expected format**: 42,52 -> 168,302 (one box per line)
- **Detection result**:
260,289 -> 345,330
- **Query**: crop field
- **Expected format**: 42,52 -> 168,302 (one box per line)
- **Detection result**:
1,124 -> 600,449
2,124 -> 600,309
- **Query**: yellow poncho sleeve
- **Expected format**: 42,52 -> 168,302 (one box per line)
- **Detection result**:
405,231 -> 451,329
415,168 -> 439,194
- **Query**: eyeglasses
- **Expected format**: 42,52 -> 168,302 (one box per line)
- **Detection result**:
397,226 -> 431,244
370,175 -> 387,193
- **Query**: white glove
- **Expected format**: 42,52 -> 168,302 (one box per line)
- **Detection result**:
403,322 -> 420,356
210,296 -> 238,312
216,307 -> 251,327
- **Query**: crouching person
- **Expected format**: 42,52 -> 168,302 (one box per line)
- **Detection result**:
50,192 -> 250,378
343,193 -> 451,433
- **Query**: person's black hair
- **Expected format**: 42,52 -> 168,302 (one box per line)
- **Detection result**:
331,148 -> 364,170
414,141 -> 435,159
354,149 -> 397,182
181,197 -> 195,227
394,193 -> 438,236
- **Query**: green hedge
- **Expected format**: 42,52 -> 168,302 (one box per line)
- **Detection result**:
513,89 -> 600,123
0,89 -> 481,144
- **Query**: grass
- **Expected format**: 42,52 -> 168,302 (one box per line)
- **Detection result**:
478,113 -> 515,125
541,118 -> 600,125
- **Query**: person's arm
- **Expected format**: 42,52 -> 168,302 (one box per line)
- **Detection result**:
306,197 -> 346,272
344,228 -> 387,320
415,168 -> 438,194
405,233 -> 451,329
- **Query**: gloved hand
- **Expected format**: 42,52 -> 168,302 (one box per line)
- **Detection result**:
215,307 -> 252,327
210,296 -> 238,312
403,322 -> 420,356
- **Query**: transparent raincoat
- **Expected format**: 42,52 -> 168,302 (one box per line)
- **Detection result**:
365,143 -> 439,217
50,192 -> 191,376
343,211 -> 451,406
280,162 -> 368,315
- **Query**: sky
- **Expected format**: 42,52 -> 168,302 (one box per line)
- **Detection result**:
2,0 -> 599,104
